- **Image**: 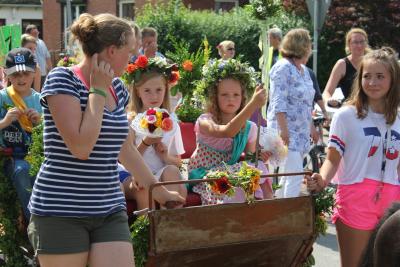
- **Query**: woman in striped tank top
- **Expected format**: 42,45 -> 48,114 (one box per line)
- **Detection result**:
27,13 -> 184,267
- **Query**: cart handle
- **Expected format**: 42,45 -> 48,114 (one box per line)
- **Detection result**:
148,171 -> 312,211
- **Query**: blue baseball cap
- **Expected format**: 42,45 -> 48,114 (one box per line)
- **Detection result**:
4,47 -> 36,75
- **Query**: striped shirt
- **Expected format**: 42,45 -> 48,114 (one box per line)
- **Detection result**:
28,67 -> 130,217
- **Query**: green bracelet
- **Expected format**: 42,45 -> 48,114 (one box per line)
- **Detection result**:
89,87 -> 107,98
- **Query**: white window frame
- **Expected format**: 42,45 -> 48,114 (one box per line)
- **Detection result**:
119,0 -> 135,20
63,4 -> 85,51
215,0 -> 239,11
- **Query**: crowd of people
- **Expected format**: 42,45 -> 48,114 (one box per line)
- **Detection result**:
1,11 -> 399,267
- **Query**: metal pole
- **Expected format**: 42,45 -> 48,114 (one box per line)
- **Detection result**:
66,0 -> 73,55
312,0 -> 319,76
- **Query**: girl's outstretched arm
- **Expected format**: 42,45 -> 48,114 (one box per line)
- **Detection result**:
323,59 -> 345,103
199,86 -> 267,138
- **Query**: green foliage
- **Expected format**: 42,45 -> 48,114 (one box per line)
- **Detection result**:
130,215 -> 150,267
0,157 -> 30,267
166,37 -> 210,99
175,101 -> 203,123
136,1 -> 310,71
25,123 -> 44,176
246,0 -> 282,20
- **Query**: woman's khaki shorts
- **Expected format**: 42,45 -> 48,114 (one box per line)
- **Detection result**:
28,210 -> 131,255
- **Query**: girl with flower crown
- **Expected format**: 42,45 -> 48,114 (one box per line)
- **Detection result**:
121,55 -> 187,210
188,59 -> 273,204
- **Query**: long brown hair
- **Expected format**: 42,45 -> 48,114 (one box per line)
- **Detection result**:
206,77 -> 247,123
127,72 -> 170,120
346,47 -> 400,124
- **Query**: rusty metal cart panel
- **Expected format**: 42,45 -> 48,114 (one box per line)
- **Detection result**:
147,195 -> 315,267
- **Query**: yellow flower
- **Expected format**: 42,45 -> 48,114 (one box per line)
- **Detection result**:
140,118 -> 148,129
155,112 -> 162,127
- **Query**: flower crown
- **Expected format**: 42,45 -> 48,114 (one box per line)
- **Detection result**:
122,55 -> 179,86
196,58 -> 260,97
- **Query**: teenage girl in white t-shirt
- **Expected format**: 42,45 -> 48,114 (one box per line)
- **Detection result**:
306,47 -> 400,267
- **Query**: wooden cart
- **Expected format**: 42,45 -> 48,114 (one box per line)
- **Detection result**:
144,172 -> 316,267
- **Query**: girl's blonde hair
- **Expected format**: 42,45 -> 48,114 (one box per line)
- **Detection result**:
347,47 -> 400,125
206,77 -> 247,123
127,72 -> 170,119
217,40 -> 235,57
345,28 -> 370,55
280,28 -> 311,59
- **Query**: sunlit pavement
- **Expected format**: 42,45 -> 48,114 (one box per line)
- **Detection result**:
313,220 -> 340,266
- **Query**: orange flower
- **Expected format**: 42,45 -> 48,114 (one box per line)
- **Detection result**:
182,60 -> 193,72
169,71 -> 180,84
135,55 -> 148,68
126,64 -> 138,73
161,117 -> 173,131
213,177 -> 231,194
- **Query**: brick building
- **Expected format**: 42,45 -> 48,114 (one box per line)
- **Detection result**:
42,0 -> 249,57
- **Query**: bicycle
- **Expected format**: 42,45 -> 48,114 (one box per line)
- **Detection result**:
303,113 -> 327,173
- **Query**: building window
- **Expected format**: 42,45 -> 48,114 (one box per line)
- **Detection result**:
22,19 -> 43,37
215,0 -> 239,12
119,0 -> 135,20
0,19 -> 5,27
63,4 -> 86,51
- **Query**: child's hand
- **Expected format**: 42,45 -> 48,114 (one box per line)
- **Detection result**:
260,150 -> 272,162
26,108 -> 41,125
143,136 -> 162,146
90,53 -> 114,92
250,85 -> 267,108
2,107 -> 22,126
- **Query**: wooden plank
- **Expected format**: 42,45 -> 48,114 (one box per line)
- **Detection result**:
149,196 -> 314,255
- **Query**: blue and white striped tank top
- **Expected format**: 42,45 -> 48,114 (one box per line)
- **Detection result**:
28,67 -> 130,217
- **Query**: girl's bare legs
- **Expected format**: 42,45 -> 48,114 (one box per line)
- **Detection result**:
260,180 -> 274,199
160,165 -> 187,205
335,219 -> 372,267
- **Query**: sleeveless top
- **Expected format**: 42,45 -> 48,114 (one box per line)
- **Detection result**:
337,57 -> 357,100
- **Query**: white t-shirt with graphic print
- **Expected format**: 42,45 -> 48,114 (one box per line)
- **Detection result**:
328,105 -> 400,185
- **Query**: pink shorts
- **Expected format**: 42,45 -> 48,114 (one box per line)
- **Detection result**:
332,178 -> 400,230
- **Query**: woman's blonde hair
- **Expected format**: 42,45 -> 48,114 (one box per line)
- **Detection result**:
70,13 -> 133,56
206,78 -> 247,124
345,28 -> 370,55
347,47 -> 400,125
217,40 -> 235,57
280,28 -> 311,59
127,72 -> 170,119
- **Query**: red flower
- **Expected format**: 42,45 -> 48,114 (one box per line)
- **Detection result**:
126,63 -> 138,73
169,71 -> 180,84
146,108 -> 156,115
135,55 -> 148,68
162,112 -> 170,119
214,177 -> 231,194
161,117 -> 173,131
148,123 -> 156,133
182,60 -> 193,72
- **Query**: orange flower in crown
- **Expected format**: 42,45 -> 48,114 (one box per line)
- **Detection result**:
122,56 -> 179,86
182,60 -> 193,72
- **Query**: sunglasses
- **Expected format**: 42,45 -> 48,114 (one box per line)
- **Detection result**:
227,47 -> 235,51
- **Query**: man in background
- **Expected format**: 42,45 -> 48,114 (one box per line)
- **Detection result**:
25,24 -> 52,87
